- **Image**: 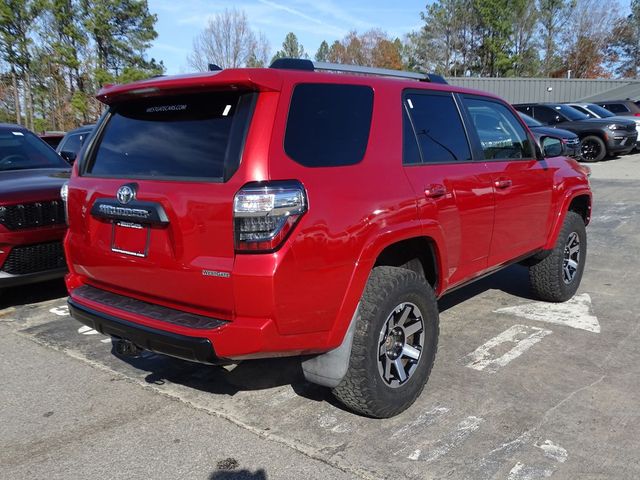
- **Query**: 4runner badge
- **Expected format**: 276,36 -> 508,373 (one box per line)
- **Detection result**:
116,184 -> 137,204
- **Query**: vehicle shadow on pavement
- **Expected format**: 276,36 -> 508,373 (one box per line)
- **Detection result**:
438,264 -> 536,312
109,264 -> 537,410
209,469 -> 267,480
113,346 -> 332,397
0,279 -> 67,309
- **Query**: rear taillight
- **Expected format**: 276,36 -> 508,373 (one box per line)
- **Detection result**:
634,113 -> 640,117
233,181 -> 307,252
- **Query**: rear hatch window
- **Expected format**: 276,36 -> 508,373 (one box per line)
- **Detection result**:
85,92 -> 255,181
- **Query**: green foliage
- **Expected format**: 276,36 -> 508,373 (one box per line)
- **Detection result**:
81,0 -> 158,76
405,0 -> 614,78
609,0 -> 640,77
324,30 -> 403,69
315,40 -> 330,62
0,0 -> 162,130
537,0 -> 576,74
271,32 -> 307,63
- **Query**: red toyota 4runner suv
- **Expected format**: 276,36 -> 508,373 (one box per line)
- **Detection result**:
64,60 -> 592,418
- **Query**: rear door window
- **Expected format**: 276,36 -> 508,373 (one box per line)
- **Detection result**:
532,106 -> 562,125
284,84 -> 373,167
463,97 -> 534,160
403,92 -> 471,164
87,92 -> 254,181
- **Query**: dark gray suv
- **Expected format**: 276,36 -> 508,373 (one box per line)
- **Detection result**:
514,103 -> 637,162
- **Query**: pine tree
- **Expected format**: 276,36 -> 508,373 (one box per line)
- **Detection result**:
271,32 -> 307,63
315,40 -> 330,62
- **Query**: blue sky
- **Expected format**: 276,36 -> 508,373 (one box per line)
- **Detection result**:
147,0 -> 427,74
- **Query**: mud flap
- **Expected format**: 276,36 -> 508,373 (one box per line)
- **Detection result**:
301,303 -> 359,388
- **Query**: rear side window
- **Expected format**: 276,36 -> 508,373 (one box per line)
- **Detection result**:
464,97 -> 534,160
284,84 -> 373,167
87,92 -> 254,181
59,133 -> 83,154
532,106 -> 562,125
403,92 -> 471,164
603,103 -> 629,113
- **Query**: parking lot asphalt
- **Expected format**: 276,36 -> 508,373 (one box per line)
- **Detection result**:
2,154 -> 639,480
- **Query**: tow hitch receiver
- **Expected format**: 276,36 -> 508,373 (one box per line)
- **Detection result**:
113,338 -> 143,358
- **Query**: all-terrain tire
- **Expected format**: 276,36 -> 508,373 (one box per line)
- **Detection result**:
580,135 -> 606,163
332,266 -> 439,418
529,211 -> 587,302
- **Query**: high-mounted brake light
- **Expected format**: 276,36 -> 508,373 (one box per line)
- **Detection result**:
233,181 -> 307,252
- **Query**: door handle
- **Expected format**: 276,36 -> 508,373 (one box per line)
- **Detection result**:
424,184 -> 447,198
494,178 -> 512,189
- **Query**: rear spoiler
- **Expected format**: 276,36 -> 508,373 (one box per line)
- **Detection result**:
96,69 -> 284,105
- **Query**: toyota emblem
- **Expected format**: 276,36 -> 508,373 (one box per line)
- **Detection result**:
116,184 -> 137,204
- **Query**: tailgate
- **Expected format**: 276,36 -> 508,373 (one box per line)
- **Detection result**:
67,90 -> 258,318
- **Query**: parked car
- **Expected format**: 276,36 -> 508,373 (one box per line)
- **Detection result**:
64,60 -> 591,418
518,112 -> 581,159
56,125 -> 95,164
39,131 -> 66,149
0,124 -> 70,290
566,102 -> 640,150
513,103 -> 637,162
594,100 -> 640,117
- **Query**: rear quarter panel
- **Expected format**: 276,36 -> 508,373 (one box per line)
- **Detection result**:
265,78 -> 421,342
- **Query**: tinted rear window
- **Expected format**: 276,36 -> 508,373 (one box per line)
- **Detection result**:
0,129 -> 68,171
87,92 -> 252,180
284,84 -> 373,167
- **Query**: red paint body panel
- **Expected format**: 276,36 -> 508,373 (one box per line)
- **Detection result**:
64,69 -> 592,361
0,167 -> 69,282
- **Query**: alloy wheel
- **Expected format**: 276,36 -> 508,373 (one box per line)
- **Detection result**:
581,139 -> 601,161
377,302 -> 425,388
563,231 -> 580,284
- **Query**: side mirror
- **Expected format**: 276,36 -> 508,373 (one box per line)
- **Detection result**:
59,150 -> 77,164
541,136 -> 564,158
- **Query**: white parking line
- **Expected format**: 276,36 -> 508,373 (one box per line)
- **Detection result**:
390,406 -> 450,439
508,440 -> 568,480
78,325 -> 100,335
508,461 -> 554,480
49,305 -> 69,316
535,439 -> 568,463
464,325 -> 552,373
495,293 -> 600,333
406,416 -> 484,462
317,412 -> 351,433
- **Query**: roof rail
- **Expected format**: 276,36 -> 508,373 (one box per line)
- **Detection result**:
269,58 -> 447,84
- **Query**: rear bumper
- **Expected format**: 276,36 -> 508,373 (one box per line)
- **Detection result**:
68,299 -> 225,364
66,281 -> 334,362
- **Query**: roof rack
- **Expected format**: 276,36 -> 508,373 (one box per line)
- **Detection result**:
269,58 -> 447,84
